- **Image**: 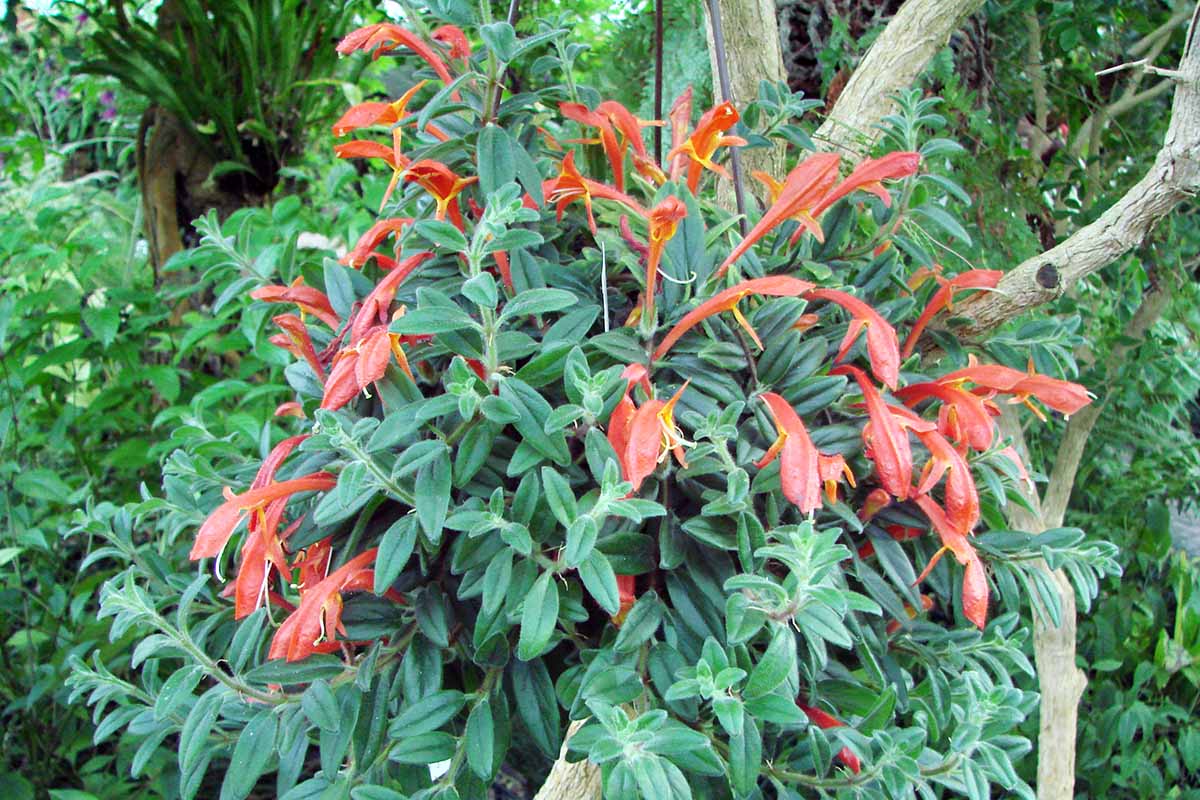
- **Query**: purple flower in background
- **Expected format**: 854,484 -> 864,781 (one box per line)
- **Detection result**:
100,91 -> 116,107
76,12 -> 89,24
54,87 -> 70,102
101,107 -> 117,121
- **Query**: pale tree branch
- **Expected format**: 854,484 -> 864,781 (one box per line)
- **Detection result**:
949,3 -> 1200,340
1025,9 -> 1050,131
812,0 -> 986,157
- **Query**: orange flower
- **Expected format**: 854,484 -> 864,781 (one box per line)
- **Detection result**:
939,355 -> 1093,419
806,287 -> 901,390
832,365 -> 920,501
337,24 -> 457,96
642,197 -> 688,321
895,380 -> 999,452
666,87 -> 694,182
331,80 -> 429,137
619,381 -> 691,492
913,495 -> 989,630
902,269 -> 1002,358
431,24 -> 471,63
652,275 -> 815,361
404,159 -> 478,228
542,151 -> 646,234
810,151 -> 921,217
756,393 -> 853,513
268,548 -> 380,662
667,101 -> 747,193
341,217 -> 414,269
190,473 -> 336,562
714,153 -> 841,280
251,278 -> 341,330
270,315 -> 324,381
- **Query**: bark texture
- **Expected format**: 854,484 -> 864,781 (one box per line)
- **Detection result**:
812,0 -> 985,157
997,280 -> 1171,800
532,720 -> 601,800
702,0 -> 788,206
954,5 -> 1200,338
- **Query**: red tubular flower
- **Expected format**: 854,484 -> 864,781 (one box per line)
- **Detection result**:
341,217 -> 414,269
607,364 -> 650,467
271,315 -> 325,381
542,151 -> 647,234
642,197 -> 688,321
561,101 -> 627,192
190,473 -> 336,561
320,319 -> 415,411
268,548 -> 382,662
902,269 -> 1002,358
404,159 -> 478,228
331,80 -> 429,137
832,365 -> 914,501
666,86 -> 694,182
652,275 -> 815,361
755,392 -> 851,514
615,574 -> 636,624
885,594 -> 935,635
913,494 -> 988,629
895,381 -> 998,452
667,101 -> 747,193
797,704 -> 862,774
274,401 -> 305,418
337,24 -> 457,96
334,138 -> 407,168
713,153 -> 841,280
251,435 -> 311,491
431,24 -> 471,63
620,381 -> 690,492
351,252 -> 433,343
806,288 -> 901,391
810,151 -> 922,217
251,279 -> 341,330
233,499 -> 303,619
939,355 -> 1093,419
890,406 -> 980,535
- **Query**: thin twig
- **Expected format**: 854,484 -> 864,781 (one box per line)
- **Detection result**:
654,0 -> 664,164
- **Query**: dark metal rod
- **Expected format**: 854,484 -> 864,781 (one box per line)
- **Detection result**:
705,0 -> 748,237
491,0 -> 522,120
654,0 -> 664,164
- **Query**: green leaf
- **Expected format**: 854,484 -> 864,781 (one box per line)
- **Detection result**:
743,624 -> 795,700
220,709 -> 277,800
374,516 -> 418,594
413,219 -> 469,252
540,466 -> 578,527
728,715 -> 762,797
388,690 -> 467,738
563,515 -> 598,568
13,469 -> 73,503
477,125 -> 516,196
499,289 -> 578,322
415,452 -> 451,543
466,697 -> 496,779
245,654 -> 346,684
518,570 -> 559,661
613,592 -> 664,653
462,271 -> 499,309
578,551 -> 620,615
390,305 -> 479,335
510,660 -> 560,757
479,22 -> 517,61
82,306 -> 120,348
388,732 -> 457,764
301,680 -> 341,733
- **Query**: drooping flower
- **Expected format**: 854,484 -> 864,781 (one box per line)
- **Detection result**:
913,494 -> 989,629
895,380 -> 999,452
251,279 -> 341,330
642,197 -> 688,321
832,365 -> 916,501
341,217 -> 414,269
755,392 -> 852,514
890,406 -> 980,534
666,86 -> 694,182
797,704 -> 862,774
939,355 -> 1093,419
431,24 -> 471,63
562,100 -> 664,190
271,314 -> 325,381
337,24 -> 456,93
331,81 -> 429,137
902,269 -> 1002,357
404,159 -> 478,228
619,381 -> 691,492
810,151 -> 922,217
268,548 -> 380,662
543,151 -> 646,234
652,275 -> 815,361
667,101 -> 747,193
714,153 -> 841,280
190,473 -> 337,562
806,288 -> 901,390
351,252 -> 433,343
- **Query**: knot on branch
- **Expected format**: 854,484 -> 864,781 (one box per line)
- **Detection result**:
1036,263 -> 1060,289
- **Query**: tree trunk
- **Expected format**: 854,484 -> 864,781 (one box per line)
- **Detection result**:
702,0 -> 788,206
532,720 -> 601,800
813,0 -> 985,157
